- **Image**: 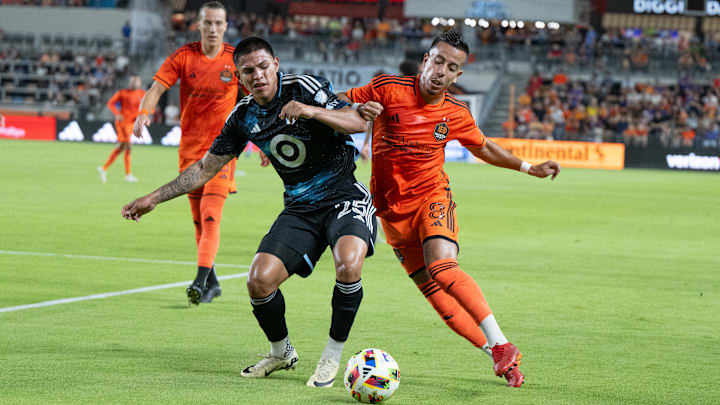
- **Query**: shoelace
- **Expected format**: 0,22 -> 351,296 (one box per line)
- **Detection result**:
249,353 -> 279,371
492,345 -> 505,360
313,358 -> 338,381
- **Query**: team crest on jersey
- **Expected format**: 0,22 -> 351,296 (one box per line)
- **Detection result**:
219,69 -> 233,83
433,122 -> 449,141
314,89 -> 328,105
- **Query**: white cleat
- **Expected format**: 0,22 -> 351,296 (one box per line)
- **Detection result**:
241,350 -> 298,378
124,173 -> 139,183
97,166 -> 107,183
306,357 -> 339,388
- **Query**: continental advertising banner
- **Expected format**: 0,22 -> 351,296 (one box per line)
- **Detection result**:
487,138 -> 626,170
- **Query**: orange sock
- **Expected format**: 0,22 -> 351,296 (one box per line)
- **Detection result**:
417,278 -> 488,348
102,148 -> 121,170
188,190 -> 203,246
427,258 -> 493,325
196,192 -> 227,268
123,149 -> 132,175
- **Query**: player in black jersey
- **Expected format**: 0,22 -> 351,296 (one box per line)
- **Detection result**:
121,37 -> 377,388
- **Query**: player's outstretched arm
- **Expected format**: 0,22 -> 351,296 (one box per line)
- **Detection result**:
467,139 -> 560,180
121,152 -> 234,222
279,100 -> 366,134
337,92 -> 384,121
133,81 -> 166,138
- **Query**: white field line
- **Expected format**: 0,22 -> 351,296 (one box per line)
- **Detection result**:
0,250 -> 249,314
0,250 -> 248,268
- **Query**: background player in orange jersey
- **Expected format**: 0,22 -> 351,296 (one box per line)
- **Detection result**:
340,30 -> 561,388
97,74 -> 144,183
132,1 -> 239,305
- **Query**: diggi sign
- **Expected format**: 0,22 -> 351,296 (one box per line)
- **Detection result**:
487,138 -> 625,170
0,116 -> 56,141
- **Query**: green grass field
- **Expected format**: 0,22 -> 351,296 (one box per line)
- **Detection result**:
1,139 -> 718,404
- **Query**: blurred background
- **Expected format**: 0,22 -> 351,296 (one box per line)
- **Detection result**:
1,0 -> 719,170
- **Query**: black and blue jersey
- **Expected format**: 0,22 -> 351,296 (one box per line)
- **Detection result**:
210,72 -> 360,210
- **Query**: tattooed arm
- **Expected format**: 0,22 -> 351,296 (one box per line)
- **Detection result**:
121,152 -> 234,222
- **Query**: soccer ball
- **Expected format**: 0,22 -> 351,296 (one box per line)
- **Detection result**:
344,348 -> 400,404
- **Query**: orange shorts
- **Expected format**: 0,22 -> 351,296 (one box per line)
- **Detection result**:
380,186 -> 459,275
115,121 -> 133,143
180,157 -> 237,193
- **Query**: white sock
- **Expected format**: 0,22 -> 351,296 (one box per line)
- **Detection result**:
321,337 -> 345,364
480,343 -> 493,359
479,314 -> 508,347
270,337 -> 294,359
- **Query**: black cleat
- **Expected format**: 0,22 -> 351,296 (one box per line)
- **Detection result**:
186,283 -> 203,306
200,283 -> 222,303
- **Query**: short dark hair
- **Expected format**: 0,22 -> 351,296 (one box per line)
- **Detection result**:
431,30 -> 469,56
399,59 -> 420,76
233,37 -> 275,64
199,1 -> 227,17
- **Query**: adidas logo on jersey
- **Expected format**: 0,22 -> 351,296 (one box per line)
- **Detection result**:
189,72 -> 197,78
250,124 -> 261,133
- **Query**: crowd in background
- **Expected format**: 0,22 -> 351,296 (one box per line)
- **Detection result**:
0,47 -> 127,113
505,72 -> 720,149
3,1 -> 720,149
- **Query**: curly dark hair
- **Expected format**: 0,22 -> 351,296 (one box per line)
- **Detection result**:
430,30 -> 469,55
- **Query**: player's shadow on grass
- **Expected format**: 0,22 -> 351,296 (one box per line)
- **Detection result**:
161,304 -> 198,309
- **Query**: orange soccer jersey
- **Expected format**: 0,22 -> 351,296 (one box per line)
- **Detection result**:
153,41 -> 239,165
347,75 -> 486,220
107,88 -> 145,122
107,89 -> 145,143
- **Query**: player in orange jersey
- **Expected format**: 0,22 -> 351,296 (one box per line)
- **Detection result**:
341,30 -> 561,388
98,74 -> 144,183
132,1 -> 240,305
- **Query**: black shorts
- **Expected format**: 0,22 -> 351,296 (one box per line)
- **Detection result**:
257,182 -> 377,278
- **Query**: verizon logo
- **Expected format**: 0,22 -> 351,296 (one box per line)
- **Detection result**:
666,153 -> 720,171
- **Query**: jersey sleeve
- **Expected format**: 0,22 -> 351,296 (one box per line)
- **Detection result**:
152,49 -> 183,89
453,109 -> 486,148
209,107 -> 250,157
346,79 -> 377,104
304,75 -> 349,111
106,91 -> 121,115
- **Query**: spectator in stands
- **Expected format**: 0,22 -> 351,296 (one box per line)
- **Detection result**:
703,123 -> 719,148
122,20 -> 131,53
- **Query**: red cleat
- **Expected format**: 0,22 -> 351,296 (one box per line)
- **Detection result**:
504,365 -> 524,387
491,342 -> 522,376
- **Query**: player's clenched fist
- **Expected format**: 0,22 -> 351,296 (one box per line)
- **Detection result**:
279,100 -> 316,124
529,160 -> 561,180
358,101 -> 383,121
133,114 -> 150,138
121,195 -> 157,222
